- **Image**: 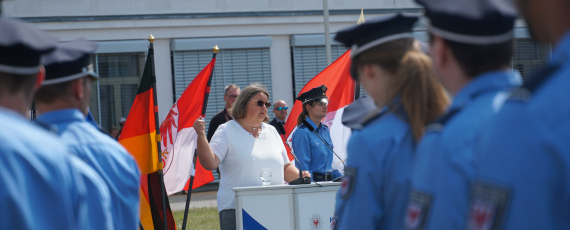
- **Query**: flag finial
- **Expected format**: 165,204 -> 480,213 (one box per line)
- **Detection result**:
148,34 -> 155,43
213,45 -> 219,53
357,8 -> 365,25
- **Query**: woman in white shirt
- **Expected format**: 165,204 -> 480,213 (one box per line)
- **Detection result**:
193,83 -> 310,230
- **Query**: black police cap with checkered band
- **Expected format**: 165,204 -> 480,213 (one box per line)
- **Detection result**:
42,39 -> 99,85
0,16 -> 59,75
335,14 -> 419,58
415,0 -> 517,45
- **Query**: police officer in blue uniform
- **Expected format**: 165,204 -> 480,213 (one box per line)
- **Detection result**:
403,1 -> 522,229
331,14 -> 450,229
0,16 -> 113,230
34,39 -> 141,230
292,85 -> 342,181
468,0 -> 570,229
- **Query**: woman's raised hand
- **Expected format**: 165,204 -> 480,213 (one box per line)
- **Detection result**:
193,117 -> 206,137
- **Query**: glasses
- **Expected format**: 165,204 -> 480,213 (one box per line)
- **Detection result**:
316,101 -> 329,107
275,106 -> 288,111
252,100 -> 271,108
226,94 -> 238,100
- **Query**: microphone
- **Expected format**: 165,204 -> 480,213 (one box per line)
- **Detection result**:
278,122 -> 311,185
301,119 -> 345,182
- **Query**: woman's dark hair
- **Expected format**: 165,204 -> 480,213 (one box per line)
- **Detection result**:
296,101 -> 317,126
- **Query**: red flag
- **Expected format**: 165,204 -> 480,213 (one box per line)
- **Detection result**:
284,50 -> 355,166
159,57 -> 216,194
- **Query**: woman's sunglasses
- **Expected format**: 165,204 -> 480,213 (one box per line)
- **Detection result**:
253,100 -> 271,108
275,106 -> 288,111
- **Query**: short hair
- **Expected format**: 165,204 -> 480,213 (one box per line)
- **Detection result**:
273,100 -> 286,108
231,83 -> 269,122
35,77 -> 90,104
0,72 -> 37,100
224,84 -> 240,95
430,33 -> 514,78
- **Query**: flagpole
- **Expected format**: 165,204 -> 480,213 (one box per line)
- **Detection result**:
180,176 -> 195,230
181,45 -> 219,230
355,80 -> 361,100
323,0 -> 332,65
30,101 -> 36,121
354,9 -> 365,100
147,34 -> 169,230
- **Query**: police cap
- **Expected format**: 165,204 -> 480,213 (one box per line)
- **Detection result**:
416,0 -> 517,45
296,85 -> 328,104
335,14 -> 418,58
42,39 -> 99,85
0,16 -> 59,75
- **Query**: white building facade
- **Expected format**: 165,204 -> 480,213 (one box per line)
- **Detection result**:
4,0 -> 551,181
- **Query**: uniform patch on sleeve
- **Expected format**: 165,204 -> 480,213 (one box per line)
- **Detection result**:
339,167 -> 357,200
404,189 -> 433,230
466,181 -> 510,230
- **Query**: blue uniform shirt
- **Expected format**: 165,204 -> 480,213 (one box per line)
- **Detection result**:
334,104 -> 415,230
292,118 -> 340,178
0,107 -> 111,230
469,31 -> 570,230
37,109 -> 141,230
406,70 -> 521,230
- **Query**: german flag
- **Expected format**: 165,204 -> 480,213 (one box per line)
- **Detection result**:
119,43 -> 176,230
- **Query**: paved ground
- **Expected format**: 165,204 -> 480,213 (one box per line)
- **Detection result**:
169,191 -> 217,211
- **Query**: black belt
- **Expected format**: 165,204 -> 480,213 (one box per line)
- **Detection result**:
313,172 -> 333,182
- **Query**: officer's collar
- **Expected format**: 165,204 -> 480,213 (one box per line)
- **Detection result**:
451,70 -> 521,110
357,97 -> 404,129
36,108 -> 87,125
303,117 -> 322,130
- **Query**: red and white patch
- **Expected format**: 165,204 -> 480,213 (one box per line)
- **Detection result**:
467,180 -> 511,230
405,203 -> 423,229
339,167 -> 356,199
404,189 -> 433,230
467,200 -> 496,230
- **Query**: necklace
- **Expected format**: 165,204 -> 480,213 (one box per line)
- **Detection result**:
238,120 -> 261,131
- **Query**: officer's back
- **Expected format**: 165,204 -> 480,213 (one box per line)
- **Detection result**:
469,0 -> 570,229
0,16 -> 111,229
34,39 -> 141,230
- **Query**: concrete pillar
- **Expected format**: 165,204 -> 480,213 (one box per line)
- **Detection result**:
153,38 -> 174,121
269,35 -> 294,117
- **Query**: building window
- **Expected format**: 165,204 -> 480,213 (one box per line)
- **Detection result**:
173,48 -> 273,134
513,38 -> 551,80
291,45 -> 367,98
89,52 -> 146,132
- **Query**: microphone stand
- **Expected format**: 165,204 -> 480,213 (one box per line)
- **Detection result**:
301,120 -> 345,182
278,123 -> 310,185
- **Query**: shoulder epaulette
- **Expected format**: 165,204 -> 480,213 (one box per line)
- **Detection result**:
509,59 -> 563,102
425,106 -> 463,133
356,108 -> 389,130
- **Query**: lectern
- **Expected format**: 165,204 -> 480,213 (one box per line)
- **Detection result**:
233,182 -> 341,230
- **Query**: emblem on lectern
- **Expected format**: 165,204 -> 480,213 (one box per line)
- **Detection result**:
309,213 -> 323,230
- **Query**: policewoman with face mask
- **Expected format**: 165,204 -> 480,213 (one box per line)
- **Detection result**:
292,85 -> 342,182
